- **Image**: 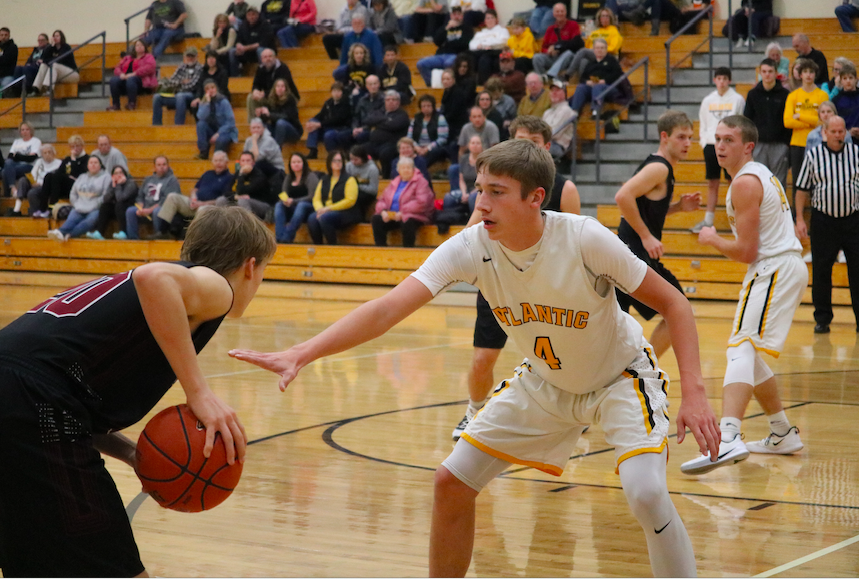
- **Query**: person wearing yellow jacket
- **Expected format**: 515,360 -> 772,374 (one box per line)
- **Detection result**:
784,58 -> 829,204
545,8 -> 624,81
307,149 -> 361,244
506,16 -> 538,73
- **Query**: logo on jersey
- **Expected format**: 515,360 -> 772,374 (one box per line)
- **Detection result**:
28,271 -> 132,318
492,302 -> 589,329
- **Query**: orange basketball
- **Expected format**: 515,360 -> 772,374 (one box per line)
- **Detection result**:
135,404 -> 243,513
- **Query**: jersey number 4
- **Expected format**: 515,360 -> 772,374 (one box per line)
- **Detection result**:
534,336 -> 561,369
28,271 -> 132,318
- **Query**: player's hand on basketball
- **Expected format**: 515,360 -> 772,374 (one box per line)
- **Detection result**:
679,192 -> 701,212
186,390 -> 247,465
795,218 -> 808,240
228,348 -> 301,392
642,234 -> 664,260
697,225 -> 718,246
676,393 -> 721,461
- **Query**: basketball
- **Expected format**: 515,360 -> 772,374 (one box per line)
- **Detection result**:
135,404 -> 243,513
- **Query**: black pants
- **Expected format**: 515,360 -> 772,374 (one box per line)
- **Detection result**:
410,12 -> 447,41
322,33 -> 344,60
39,171 -> 75,210
370,140 -> 400,177
94,198 -> 136,235
475,50 -> 501,85
371,214 -> 423,247
789,145 -> 806,207
810,209 -> 859,327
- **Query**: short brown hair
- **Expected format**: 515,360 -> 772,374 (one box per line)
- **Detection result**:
796,58 -> 819,76
657,110 -> 693,137
719,114 -> 759,145
508,115 -> 552,145
475,139 -> 555,208
181,206 -> 276,276
841,61 -> 857,78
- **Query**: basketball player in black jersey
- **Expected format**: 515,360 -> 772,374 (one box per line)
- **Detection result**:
0,207 -> 276,577
451,116 -> 581,440
614,110 -> 702,358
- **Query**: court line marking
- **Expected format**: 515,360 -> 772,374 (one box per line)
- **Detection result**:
753,533 -> 859,577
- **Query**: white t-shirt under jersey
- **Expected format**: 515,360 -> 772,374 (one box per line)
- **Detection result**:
412,213 -> 649,395
726,161 -> 802,264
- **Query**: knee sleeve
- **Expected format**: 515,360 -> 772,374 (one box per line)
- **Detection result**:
441,438 -> 510,493
724,341 -> 773,387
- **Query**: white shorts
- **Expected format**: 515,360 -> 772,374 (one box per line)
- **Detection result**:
460,347 -> 670,476
729,252 -> 807,357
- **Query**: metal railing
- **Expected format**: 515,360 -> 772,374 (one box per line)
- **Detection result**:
726,0 -> 757,70
125,7 -> 152,54
0,76 -> 29,124
46,31 -> 107,127
665,3 -> 714,108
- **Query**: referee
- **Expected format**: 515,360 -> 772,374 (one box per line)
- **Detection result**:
795,115 -> 859,333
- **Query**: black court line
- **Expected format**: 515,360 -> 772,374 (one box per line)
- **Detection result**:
748,502 -> 776,511
549,484 -> 577,493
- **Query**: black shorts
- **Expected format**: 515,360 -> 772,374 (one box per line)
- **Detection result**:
0,361 -> 145,578
703,144 -> 730,181
473,291 -> 508,349
615,259 -> 684,321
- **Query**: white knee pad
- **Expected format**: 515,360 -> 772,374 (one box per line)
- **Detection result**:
724,341 -> 774,387
441,439 -> 511,493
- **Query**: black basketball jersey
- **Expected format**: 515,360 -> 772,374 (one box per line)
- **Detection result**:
544,173 -> 568,213
0,263 -> 229,433
617,154 -> 675,258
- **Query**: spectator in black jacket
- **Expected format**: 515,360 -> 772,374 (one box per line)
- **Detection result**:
261,0 -> 290,31
33,135 -> 90,217
743,58 -> 792,185
334,74 -> 384,151
440,68 -> 473,156
415,6 -> 474,87
568,39 -> 623,118
257,77 -> 302,145
0,28 -> 19,91
13,33 -> 49,94
305,82 -> 353,159
247,48 -> 300,114
229,7 -> 276,76
367,90 -> 411,175
221,150 -> 277,219
32,30 -> 79,94
792,33 -> 829,87
379,45 -> 413,105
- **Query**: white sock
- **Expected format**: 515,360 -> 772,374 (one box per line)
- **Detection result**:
767,411 -> 791,436
720,417 -> 741,442
467,398 -> 488,416
13,199 -> 22,212
705,211 -> 715,226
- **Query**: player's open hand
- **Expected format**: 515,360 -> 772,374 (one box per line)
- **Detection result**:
679,192 -> 701,212
676,391 -> 720,461
186,389 -> 247,465
228,348 -> 301,392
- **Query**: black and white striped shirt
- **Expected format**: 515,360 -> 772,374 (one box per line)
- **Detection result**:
795,142 -> 859,218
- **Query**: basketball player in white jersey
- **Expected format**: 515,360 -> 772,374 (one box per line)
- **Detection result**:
681,115 -> 807,476
229,139 -> 721,577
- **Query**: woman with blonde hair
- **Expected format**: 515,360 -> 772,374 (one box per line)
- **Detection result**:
336,43 -> 375,97
2,122 -> 42,198
8,144 -> 60,217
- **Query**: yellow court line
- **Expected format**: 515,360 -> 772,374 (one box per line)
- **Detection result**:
754,533 -> 859,577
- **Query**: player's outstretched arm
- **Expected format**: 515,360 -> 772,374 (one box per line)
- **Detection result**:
614,162 -> 669,259
230,276 -> 435,391
697,175 -> 762,263
134,263 -> 246,465
630,269 -> 721,460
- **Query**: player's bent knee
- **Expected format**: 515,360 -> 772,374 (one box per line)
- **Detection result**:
434,465 -> 478,499
724,341 -> 757,387
471,347 -> 501,374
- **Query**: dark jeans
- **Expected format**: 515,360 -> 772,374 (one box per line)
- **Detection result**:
410,12 -> 448,42
789,144 -> 806,209
368,140 -> 400,177
144,25 -> 186,59
196,120 -> 233,156
727,9 -> 773,40
38,171 -> 74,209
274,199 -> 315,242
94,198 -> 136,234
110,75 -> 144,107
811,209 -> 859,327
277,22 -> 316,47
2,161 -> 33,195
371,214 -> 423,247
322,33 -> 344,60
475,50 -> 502,85
307,205 -> 362,244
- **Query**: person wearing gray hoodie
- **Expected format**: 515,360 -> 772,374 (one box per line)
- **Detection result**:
244,118 -> 285,177
125,155 -> 181,240
47,156 -> 110,241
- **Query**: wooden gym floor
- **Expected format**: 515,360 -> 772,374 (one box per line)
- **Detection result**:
1,273 -> 857,578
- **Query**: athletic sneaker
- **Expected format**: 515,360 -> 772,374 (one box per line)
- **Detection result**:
680,433 -> 749,475
86,231 -> 105,240
690,219 -> 712,234
746,426 -> 803,454
47,229 -> 66,242
452,407 -> 476,441
113,230 -> 128,240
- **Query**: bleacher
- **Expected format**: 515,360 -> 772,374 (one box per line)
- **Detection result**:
0,15 -> 856,304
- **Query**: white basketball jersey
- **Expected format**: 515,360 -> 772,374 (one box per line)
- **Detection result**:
726,161 -> 802,263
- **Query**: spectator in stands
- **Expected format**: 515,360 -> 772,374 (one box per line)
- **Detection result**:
440,67 -> 473,150
248,48 -> 300,114
558,7 -> 623,83
439,134 -> 482,227
323,0 -> 371,60
142,0 -> 188,59
744,57 -> 792,186
760,42 -> 789,86
261,0 -> 290,31
725,0 -> 773,47
92,135 -> 129,174
543,80 -> 575,159
485,77 -> 517,135
822,57 -> 852,97
194,49 -> 231,107
449,106 -> 497,185
47,156 -> 110,242
275,151 -> 319,242
229,6 -> 276,76
454,0 -> 486,28
8,144 -> 60,217
518,72 -> 551,118
836,0 -> 859,32
805,101 -> 853,150
389,137 -> 432,184
125,155 -> 181,240
391,0 -> 419,40
788,58 -> 803,91
108,40 -> 157,112
307,150 -> 361,244
833,63 -> 859,139
277,0 -> 318,48
379,45 -> 413,105
692,66 -> 745,232
452,52 -> 477,95
369,0 -> 404,47
335,43 -> 376,91
372,157 -> 434,247
506,17 -> 536,75
2,122 -> 41,198
31,30 -> 79,95
33,135 -> 89,218
224,150 -> 278,219
0,28 -> 18,91
470,10 -> 510,85
784,59 -> 829,205
411,0 -> 450,43
409,93 -> 449,168
529,0 -> 557,38
415,6 -> 473,87
338,14 -> 384,78
152,46 -> 203,124
86,165 -> 140,240
227,0 -> 250,30
792,33 -> 829,87
532,4 -> 582,77
244,117 -> 286,179
337,74 -> 383,150
210,13 -> 237,70
475,91 -> 504,138
14,33 -> 49,95
305,82 -> 353,159
607,0 -> 679,36
366,90 -> 411,175
568,38 -> 624,120
196,79 -> 238,159
346,144 -> 381,215
254,77 -> 302,145
491,51 -> 526,104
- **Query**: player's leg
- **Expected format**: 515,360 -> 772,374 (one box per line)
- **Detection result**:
692,145 -> 720,232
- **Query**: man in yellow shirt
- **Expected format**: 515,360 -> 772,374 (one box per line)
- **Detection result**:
784,58 -> 829,208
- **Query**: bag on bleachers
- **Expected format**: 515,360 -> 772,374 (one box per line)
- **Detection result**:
51,202 -> 72,221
